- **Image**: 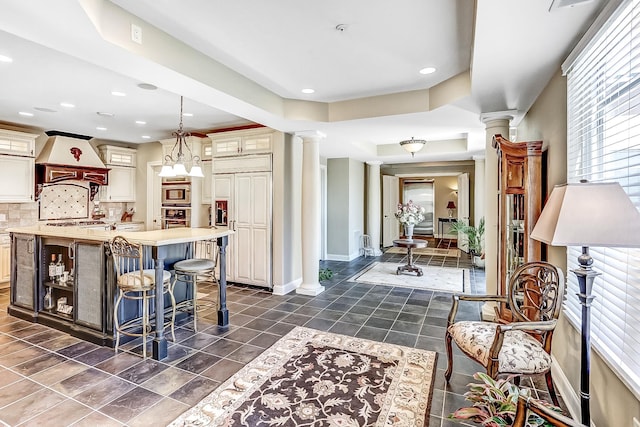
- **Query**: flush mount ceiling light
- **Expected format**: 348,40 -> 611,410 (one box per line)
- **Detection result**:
0,54 -> 13,63
18,111 -> 33,117
60,102 -> 75,108
419,67 -> 436,75
135,120 -> 146,125
301,88 -> 315,94
111,91 -> 126,97
399,137 -> 426,157
158,95 -> 204,178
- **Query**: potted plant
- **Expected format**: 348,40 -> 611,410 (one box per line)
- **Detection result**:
450,216 -> 485,267
449,372 -> 563,427
318,268 -> 334,282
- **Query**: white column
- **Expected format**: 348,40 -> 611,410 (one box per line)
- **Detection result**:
296,131 -> 325,296
366,161 -> 383,256
479,114 -> 511,320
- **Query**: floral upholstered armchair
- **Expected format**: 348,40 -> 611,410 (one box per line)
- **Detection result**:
444,261 -> 565,406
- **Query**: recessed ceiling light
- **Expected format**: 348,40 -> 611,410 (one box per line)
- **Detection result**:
60,102 -> 75,108
96,126 -> 107,131
0,55 -> 13,63
34,107 -> 57,113
301,88 -> 315,94
97,112 -> 114,117
419,67 -> 436,75
18,111 -> 33,117
141,135 -> 151,139
135,120 -> 146,125
111,91 -> 126,97
182,112 -> 193,117
137,83 -> 158,90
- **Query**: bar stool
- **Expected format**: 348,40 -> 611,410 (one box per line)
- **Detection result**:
173,240 -> 218,332
109,236 -> 176,359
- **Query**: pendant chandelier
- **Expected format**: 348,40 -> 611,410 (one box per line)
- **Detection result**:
399,137 -> 426,157
158,96 -> 204,178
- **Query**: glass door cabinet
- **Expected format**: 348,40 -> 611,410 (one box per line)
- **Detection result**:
493,134 -> 543,321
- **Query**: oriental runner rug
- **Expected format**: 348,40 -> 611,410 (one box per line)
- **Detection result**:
169,327 -> 437,427
385,246 -> 460,257
350,262 -> 469,293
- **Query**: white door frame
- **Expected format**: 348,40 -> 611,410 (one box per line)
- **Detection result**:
146,161 -> 163,230
320,164 -> 327,260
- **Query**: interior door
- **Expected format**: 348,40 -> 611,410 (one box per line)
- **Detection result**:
382,175 -> 400,247
457,172 -> 470,251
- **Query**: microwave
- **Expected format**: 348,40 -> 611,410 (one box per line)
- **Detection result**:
162,183 -> 191,205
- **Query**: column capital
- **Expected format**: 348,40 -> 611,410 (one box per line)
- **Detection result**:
479,110 -> 517,124
472,155 -> 486,161
366,160 -> 383,166
294,130 -> 326,142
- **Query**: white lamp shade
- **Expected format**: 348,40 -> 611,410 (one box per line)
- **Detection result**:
399,138 -> 426,154
531,182 -> 640,247
173,163 -> 188,176
189,165 -> 204,177
158,164 -> 176,177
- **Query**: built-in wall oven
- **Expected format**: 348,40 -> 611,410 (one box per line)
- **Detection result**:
161,207 -> 190,229
162,182 -> 191,205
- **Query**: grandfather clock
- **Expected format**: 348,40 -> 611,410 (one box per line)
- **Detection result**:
493,134 -> 543,321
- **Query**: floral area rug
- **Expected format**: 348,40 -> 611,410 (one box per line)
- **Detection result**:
169,327 -> 437,426
349,262 -> 468,293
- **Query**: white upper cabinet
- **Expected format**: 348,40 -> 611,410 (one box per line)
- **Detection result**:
0,129 -> 37,203
98,145 -> 137,202
208,129 -> 273,157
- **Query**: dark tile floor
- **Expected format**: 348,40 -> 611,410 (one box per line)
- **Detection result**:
0,239 -> 560,426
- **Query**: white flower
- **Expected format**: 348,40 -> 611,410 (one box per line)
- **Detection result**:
394,200 -> 425,225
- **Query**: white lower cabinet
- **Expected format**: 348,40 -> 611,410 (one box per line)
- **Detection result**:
214,171 -> 271,288
0,235 -> 10,287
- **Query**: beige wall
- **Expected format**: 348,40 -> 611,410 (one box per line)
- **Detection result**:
519,70 -> 640,426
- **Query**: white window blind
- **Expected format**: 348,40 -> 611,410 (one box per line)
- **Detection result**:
566,0 -> 640,398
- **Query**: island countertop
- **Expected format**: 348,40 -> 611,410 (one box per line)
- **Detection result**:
7,225 -> 234,245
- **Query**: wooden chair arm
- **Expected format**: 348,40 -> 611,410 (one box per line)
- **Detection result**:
514,395 -> 584,427
447,294 -> 508,326
498,319 -> 557,333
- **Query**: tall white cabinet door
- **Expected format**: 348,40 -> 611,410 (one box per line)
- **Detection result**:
234,172 -> 271,287
214,175 -> 235,281
0,156 -> 34,202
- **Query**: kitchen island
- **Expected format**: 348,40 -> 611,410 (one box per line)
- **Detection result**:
7,225 -> 233,360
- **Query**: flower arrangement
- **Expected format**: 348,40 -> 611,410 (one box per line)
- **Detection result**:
395,200 -> 425,225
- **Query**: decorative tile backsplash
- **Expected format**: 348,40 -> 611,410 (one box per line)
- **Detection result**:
39,183 -> 90,220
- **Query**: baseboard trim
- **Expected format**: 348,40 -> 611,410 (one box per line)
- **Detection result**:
272,277 -> 302,295
326,252 -> 361,262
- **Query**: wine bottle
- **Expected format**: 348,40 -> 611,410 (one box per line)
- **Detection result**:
43,287 -> 54,310
48,254 -> 57,283
56,253 -> 64,279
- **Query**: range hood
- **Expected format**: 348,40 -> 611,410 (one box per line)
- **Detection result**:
36,132 -> 107,169
35,132 -> 110,198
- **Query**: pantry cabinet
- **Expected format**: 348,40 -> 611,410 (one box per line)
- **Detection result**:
0,129 -> 37,202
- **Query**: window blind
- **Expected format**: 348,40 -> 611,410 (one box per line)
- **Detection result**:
566,0 -> 640,398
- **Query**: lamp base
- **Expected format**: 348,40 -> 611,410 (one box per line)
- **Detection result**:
448,209 -> 453,218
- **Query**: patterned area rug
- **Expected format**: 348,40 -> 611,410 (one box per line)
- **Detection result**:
169,327 -> 437,426
350,262 -> 468,293
385,246 -> 460,257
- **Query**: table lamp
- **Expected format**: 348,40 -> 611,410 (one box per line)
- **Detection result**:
530,180 -> 640,426
447,201 -> 456,218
